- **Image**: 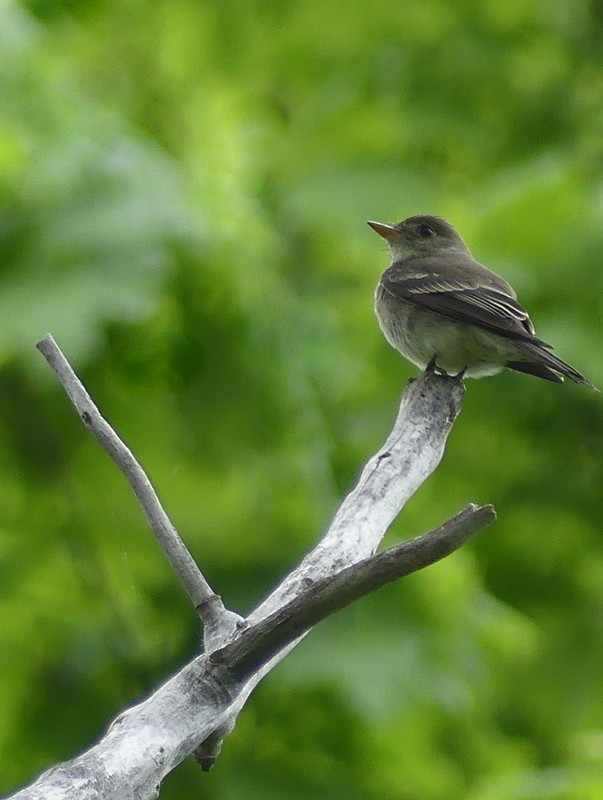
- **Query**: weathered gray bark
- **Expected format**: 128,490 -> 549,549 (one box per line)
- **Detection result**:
7,340 -> 494,799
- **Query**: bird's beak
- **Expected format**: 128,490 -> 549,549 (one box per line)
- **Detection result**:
367,220 -> 402,240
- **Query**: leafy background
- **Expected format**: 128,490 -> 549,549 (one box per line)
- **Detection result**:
1,1 -> 602,798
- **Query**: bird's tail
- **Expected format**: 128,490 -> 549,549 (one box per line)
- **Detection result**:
508,342 -> 597,390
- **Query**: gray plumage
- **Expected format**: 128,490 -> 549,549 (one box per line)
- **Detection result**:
369,215 -> 596,388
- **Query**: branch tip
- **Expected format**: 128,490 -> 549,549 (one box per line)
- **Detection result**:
35,334 -> 226,629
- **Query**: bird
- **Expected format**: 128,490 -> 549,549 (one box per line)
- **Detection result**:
369,214 -> 596,388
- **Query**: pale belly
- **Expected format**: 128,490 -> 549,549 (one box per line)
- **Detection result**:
375,289 -> 519,378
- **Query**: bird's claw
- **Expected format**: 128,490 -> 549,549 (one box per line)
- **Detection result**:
424,357 -> 467,382
425,355 -> 439,373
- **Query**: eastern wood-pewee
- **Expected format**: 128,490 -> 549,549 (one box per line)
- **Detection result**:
370,215 -> 596,388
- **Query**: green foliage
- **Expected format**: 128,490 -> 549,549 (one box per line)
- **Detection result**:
1,0 -> 602,797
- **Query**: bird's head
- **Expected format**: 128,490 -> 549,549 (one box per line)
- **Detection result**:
368,215 -> 469,261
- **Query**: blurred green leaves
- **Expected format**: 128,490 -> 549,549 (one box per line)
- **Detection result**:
0,5 -> 199,364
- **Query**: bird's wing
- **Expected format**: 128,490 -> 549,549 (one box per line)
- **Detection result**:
380,261 -> 552,347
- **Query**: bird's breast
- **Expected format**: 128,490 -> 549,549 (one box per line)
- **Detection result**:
374,280 -> 511,377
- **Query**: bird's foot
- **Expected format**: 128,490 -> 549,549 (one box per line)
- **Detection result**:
424,357 -> 467,382
425,355 -> 449,376
425,355 -> 440,374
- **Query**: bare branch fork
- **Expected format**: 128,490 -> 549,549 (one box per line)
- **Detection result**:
8,334 -> 495,800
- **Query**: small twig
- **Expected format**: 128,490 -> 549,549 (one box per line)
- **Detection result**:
36,333 -> 240,639
213,503 -> 496,679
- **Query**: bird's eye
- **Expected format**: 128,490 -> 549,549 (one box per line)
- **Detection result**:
419,224 -> 436,238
